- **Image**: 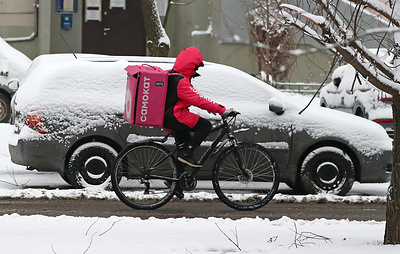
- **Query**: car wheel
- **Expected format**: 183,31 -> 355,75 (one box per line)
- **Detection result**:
353,103 -> 367,118
67,142 -> 118,189
300,146 -> 355,196
320,97 -> 327,107
0,93 -> 11,123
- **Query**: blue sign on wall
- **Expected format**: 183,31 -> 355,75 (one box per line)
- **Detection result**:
61,14 -> 73,30
56,0 -> 78,14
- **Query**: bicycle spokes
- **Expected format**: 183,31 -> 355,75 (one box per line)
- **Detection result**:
111,143 -> 178,210
212,143 -> 279,211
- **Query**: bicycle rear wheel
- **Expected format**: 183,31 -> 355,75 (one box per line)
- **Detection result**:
212,143 -> 279,210
111,142 -> 178,210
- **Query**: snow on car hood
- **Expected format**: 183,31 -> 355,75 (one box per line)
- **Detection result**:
14,54 -> 392,156
294,106 -> 391,156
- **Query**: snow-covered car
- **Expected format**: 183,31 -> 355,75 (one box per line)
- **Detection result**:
0,37 -> 31,123
320,63 -> 393,138
9,54 -> 392,195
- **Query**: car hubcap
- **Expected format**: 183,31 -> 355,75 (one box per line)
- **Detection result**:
316,162 -> 339,184
84,156 -> 107,179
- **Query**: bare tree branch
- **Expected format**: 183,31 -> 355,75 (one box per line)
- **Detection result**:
347,0 -> 400,27
280,0 -> 400,244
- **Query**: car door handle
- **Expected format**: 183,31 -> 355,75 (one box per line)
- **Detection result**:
104,28 -> 111,31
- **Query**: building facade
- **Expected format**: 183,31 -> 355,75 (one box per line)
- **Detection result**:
1,0 -> 388,83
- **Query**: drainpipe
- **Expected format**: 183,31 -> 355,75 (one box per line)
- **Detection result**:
3,0 -> 39,42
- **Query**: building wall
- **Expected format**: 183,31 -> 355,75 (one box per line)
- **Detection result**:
4,0 -> 82,60
50,1 -> 83,55
164,0 -> 259,76
1,0 -> 349,83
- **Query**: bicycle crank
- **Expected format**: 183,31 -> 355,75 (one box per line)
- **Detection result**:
179,172 -> 197,191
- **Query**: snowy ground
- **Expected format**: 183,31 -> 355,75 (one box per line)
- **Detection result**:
1,123 -> 399,253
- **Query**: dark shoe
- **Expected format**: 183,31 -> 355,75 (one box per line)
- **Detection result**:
178,148 -> 202,168
173,189 -> 184,199
178,154 -> 202,168
164,180 -> 184,199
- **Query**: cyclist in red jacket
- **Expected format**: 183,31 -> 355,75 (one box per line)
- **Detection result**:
164,47 -> 232,168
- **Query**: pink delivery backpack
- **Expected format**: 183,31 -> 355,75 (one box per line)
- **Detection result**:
124,64 -> 178,127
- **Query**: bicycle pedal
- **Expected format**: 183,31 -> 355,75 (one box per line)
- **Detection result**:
173,189 -> 184,199
163,180 -> 184,199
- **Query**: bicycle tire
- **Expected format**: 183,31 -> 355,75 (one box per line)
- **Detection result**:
111,142 -> 178,210
212,143 -> 279,210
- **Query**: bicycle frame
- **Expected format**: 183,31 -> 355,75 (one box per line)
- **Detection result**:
150,115 -> 246,180
193,117 -> 242,176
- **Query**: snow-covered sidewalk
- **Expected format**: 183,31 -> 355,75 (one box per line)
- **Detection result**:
0,214 -> 397,254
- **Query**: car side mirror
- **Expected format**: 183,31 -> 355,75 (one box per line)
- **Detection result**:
8,79 -> 20,91
269,98 -> 284,115
333,77 -> 341,87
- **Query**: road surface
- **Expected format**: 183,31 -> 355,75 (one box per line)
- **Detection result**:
0,198 -> 386,221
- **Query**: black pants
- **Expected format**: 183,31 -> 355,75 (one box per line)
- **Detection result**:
164,110 -> 212,148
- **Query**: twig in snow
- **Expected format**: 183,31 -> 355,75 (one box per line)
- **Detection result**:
289,221 -> 332,248
0,167 -> 31,187
83,232 -> 98,254
215,222 -> 241,251
51,244 -> 57,254
99,219 -> 123,236
86,217 -> 99,236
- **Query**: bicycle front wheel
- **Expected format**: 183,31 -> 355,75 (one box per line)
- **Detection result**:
212,143 -> 279,210
111,142 -> 178,210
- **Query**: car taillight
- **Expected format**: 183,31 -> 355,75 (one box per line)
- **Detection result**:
373,119 -> 394,124
26,111 -> 46,134
380,97 -> 392,102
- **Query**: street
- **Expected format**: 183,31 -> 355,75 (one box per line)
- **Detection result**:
0,198 -> 386,221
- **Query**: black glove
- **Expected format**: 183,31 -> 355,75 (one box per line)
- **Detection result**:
221,108 -> 235,118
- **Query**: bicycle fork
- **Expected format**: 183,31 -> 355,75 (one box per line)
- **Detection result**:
228,133 -> 252,180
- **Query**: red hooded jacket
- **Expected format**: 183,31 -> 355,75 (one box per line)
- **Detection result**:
167,47 -> 225,128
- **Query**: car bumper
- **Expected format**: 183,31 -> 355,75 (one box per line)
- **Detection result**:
9,133 -> 66,172
359,150 -> 392,183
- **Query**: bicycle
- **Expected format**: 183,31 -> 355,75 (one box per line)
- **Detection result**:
111,111 -> 279,211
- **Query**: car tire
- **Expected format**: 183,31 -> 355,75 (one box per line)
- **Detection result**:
300,146 -> 355,196
353,102 -> 367,118
0,93 -> 11,123
67,142 -> 118,189
320,97 -> 327,107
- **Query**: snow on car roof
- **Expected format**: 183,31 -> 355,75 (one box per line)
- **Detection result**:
14,54 -> 392,156
0,37 -> 31,81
